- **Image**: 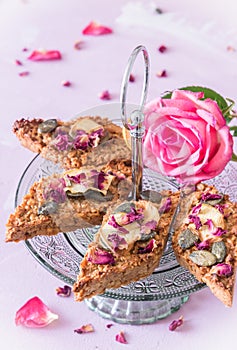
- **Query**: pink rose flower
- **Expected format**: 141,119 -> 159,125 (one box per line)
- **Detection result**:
143,89 -> 233,184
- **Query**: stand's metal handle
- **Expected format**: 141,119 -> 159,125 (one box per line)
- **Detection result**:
120,45 -> 150,201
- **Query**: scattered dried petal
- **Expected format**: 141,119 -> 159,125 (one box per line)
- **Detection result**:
15,296 -> 58,328
98,90 -> 111,100
82,21 -> 113,36
156,70 -> 167,77
61,80 -> 71,87
74,323 -> 94,334
22,47 -> 29,52
15,59 -> 23,66
129,74 -> 135,82
106,323 -> 114,329
115,331 -> 128,344
195,240 -> 210,250
18,71 -> 30,77
169,316 -> 184,331
158,45 -> 167,53
155,8 -> 163,14
74,40 -> 84,50
56,285 -> 72,297
28,50 -> 62,61
227,45 -> 236,52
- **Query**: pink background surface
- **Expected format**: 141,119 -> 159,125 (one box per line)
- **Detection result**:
1,0 -> 237,349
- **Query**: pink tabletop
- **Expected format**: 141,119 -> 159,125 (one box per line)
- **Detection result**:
1,0 -> 237,349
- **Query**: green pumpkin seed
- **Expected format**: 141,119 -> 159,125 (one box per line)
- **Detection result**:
178,229 -> 199,250
211,241 -> 226,263
140,230 -> 157,242
189,250 -> 217,266
204,194 -> 224,206
38,119 -> 58,133
66,189 -> 113,202
38,201 -> 58,215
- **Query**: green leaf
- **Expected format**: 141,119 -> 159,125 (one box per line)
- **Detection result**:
231,152 -> 237,162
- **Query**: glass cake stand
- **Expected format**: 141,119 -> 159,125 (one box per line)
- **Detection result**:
15,106 -> 237,324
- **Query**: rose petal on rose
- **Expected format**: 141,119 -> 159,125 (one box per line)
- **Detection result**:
115,331 -> 128,344
28,50 -> 62,61
82,21 -> 113,35
202,125 -> 233,174
74,323 -> 94,334
171,89 -> 204,101
56,285 -> 72,297
15,296 -> 58,328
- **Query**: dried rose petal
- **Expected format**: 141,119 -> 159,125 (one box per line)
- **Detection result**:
169,316 -> 184,331
115,331 -> 128,344
74,40 -> 84,50
56,285 -> 71,297
43,178 -> 66,203
15,296 -> 58,328
87,247 -> 115,265
28,50 -> 62,61
188,214 -> 202,229
211,263 -> 233,277
201,193 -> 223,202
15,59 -> 23,66
106,323 -> 114,328
191,203 -> 202,214
227,45 -> 236,52
159,197 -> 172,214
19,71 -> 30,77
61,80 -> 71,87
213,227 -> 226,236
156,70 -> 167,77
215,204 -> 227,214
74,323 -> 94,334
195,240 -> 210,250
138,239 -> 156,254
82,21 -> 113,36
158,45 -> 167,53
108,215 -> 129,234
22,47 -> 29,52
129,74 -> 135,82
107,233 -> 128,250
99,90 -> 111,100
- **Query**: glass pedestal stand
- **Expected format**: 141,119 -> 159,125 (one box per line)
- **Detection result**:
85,295 -> 189,325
